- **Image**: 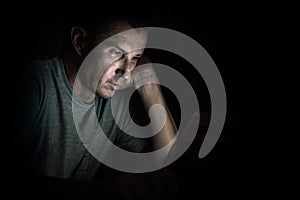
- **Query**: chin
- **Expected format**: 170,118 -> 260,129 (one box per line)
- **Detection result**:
96,89 -> 114,99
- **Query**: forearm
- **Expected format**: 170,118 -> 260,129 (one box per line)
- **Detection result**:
137,84 -> 177,149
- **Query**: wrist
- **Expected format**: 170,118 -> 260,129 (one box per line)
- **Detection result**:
137,84 -> 165,108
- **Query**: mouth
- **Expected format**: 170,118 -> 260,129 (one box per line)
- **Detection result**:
107,81 -> 120,90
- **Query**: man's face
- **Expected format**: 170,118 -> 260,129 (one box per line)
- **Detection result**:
91,22 -> 148,99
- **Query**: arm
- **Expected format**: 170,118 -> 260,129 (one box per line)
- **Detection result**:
132,58 -> 178,151
137,83 -> 177,149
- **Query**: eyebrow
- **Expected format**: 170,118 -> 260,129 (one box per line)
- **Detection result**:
113,45 -> 143,57
111,46 -> 125,53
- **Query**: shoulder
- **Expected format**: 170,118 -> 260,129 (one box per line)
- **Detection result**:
22,56 -> 62,88
20,57 -> 63,97
24,56 -> 59,76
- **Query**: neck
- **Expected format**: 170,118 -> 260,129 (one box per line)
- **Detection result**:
62,51 -> 96,104
62,51 -> 80,89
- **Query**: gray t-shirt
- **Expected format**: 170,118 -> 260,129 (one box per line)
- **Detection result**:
20,57 -> 146,180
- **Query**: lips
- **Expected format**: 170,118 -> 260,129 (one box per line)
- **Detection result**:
107,81 -> 120,90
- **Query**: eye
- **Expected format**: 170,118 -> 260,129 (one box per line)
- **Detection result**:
108,47 -> 123,59
131,55 -> 142,62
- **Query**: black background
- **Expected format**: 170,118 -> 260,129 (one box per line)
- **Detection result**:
6,6 -> 286,199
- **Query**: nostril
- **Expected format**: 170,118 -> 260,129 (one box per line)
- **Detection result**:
115,68 -> 125,76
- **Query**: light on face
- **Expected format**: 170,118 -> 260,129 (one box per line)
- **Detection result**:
106,46 -> 124,60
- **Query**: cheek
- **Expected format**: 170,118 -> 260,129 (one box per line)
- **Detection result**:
93,54 -> 115,81
98,65 -> 115,85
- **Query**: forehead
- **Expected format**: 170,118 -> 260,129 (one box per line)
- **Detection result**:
96,21 -> 148,52
109,32 -> 148,52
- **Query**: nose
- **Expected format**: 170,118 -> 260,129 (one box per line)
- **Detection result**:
115,68 -> 125,76
114,58 -> 131,78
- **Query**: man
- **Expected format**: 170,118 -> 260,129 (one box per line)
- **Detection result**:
19,12 -> 177,198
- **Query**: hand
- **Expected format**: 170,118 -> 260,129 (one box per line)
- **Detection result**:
118,56 -> 159,90
131,62 -> 159,89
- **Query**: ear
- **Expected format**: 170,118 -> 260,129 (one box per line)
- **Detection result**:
71,26 -> 87,56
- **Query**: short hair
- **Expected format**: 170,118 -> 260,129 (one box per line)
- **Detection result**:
64,9 -> 153,28
61,9 -> 154,50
